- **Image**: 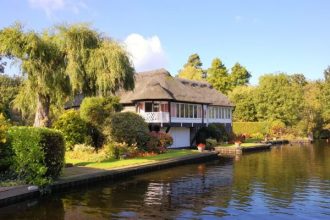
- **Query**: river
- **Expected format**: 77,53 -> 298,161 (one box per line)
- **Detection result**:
1,141 -> 330,219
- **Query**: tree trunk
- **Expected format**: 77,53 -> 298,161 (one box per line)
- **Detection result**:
33,93 -> 51,127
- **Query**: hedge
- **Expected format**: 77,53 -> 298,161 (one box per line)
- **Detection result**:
8,126 -> 65,185
233,122 -> 271,135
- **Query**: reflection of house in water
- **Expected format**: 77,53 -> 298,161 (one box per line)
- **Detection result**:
138,161 -> 234,217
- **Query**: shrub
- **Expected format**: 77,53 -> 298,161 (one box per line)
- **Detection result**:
208,123 -> 229,142
103,112 -> 149,148
80,96 -> 122,126
53,110 -> 92,150
105,142 -> 139,159
250,132 -> 264,140
0,114 -> 12,171
67,144 -> 108,163
270,120 -> 286,137
233,122 -> 271,136
146,131 -> 173,153
205,138 -> 217,150
8,127 -> 65,185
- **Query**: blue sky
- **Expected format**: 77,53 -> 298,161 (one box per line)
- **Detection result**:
1,0 -> 330,84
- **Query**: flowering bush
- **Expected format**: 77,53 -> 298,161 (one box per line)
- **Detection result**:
146,131 -> 173,154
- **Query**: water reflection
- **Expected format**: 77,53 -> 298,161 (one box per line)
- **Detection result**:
1,141 -> 330,219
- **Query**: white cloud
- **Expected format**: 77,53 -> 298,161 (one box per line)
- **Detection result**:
124,34 -> 167,72
28,0 -> 87,17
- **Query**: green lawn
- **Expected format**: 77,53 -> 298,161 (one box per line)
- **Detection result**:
66,149 -> 198,170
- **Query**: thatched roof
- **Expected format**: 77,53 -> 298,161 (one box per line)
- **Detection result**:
118,68 -> 233,107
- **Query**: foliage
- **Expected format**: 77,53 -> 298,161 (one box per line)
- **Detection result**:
230,63 -> 251,88
208,123 -> 229,142
233,122 -> 271,136
146,131 -> 173,153
80,96 -> 122,126
66,144 -> 109,163
269,120 -> 286,137
8,126 -> 65,185
177,53 -> 205,80
0,23 -> 134,127
254,73 -> 304,126
207,58 -> 230,94
103,112 -> 149,148
105,142 -> 139,159
205,138 -> 217,150
0,74 -> 22,122
53,110 -> 92,150
0,114 -> 12,171
228,86 -> 257,121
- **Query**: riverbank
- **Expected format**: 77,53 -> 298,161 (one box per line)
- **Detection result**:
215,143 -> 272,157
0,151 -> 218,208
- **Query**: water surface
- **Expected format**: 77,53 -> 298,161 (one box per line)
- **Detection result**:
1,141 -> 330,219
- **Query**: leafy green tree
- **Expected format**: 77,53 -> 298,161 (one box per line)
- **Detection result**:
177,53 -> 205,80
207,58 -> 230,94
228,86 -> 257,121
254,73 -> 304,126
80,96 -> 122,126
230,63 -> 251,88
0,23 -> 134,127
0,74 -> 21,120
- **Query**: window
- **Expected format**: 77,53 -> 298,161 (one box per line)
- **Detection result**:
153,102 -> 160,112
161,103 -> 168,112
180,104 -> 185,118
171,103 -> 176,117
189,105 -> 193,118
185,104 -> 189,118
197,106 -> 202,118
145,102 -> 153,112
194,105 -> 198,118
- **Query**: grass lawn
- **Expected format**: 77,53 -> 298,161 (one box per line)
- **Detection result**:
65,149 -> 198,170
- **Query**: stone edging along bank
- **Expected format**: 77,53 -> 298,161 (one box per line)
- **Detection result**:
0,152 -> 219,208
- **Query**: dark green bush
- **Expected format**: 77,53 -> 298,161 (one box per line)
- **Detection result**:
80,96 -> 122,126
196,124 -> 229,145
103,112 -> 149,148
208,123 -> 229,142
8,126 -> 65,185
53,110 -> 92,150
0,114 -> 13,171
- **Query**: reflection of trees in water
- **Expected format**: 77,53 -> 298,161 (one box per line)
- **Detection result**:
232,143 -> 330,209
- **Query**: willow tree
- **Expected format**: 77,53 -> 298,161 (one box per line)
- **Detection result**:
0,23 -> 134,127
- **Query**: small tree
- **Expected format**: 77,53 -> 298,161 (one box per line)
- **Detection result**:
80,96 -> 122,126
103,112 -> 149,148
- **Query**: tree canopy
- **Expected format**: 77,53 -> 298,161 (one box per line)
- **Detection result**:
177,53 -> 205,80
207,58 -> 230,94
0,23 -> 135,127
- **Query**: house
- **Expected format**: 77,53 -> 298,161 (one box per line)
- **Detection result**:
117,69 -> 234,148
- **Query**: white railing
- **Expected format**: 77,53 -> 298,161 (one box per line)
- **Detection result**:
139,112 -> 170,123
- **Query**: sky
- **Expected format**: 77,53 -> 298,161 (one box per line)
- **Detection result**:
1,0 -> 330,84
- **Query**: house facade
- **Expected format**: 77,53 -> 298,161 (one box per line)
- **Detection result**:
118,69 -> 234,148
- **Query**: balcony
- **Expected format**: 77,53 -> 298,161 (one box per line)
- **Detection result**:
139,112 -> 170,123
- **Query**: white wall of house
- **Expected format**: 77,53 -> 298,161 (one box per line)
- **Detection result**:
168,127 -> 190,148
